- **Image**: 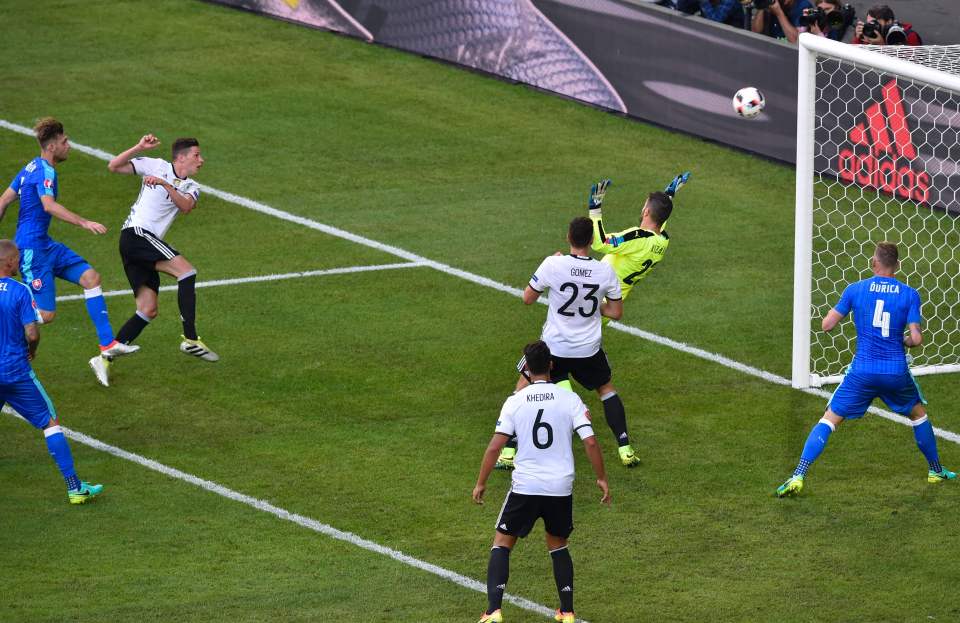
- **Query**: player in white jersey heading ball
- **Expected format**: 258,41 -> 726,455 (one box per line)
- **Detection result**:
498,216 -> 640,469
106,134 -> 218,362
473,340 -> 610,623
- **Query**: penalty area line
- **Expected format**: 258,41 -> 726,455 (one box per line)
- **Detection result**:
53,261 -> 425,302
1,408 -> 586,623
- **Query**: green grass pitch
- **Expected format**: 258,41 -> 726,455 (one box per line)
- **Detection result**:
1,1 -> 959,621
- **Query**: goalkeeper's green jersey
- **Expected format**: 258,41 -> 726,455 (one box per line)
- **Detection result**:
590,214 -> 670,300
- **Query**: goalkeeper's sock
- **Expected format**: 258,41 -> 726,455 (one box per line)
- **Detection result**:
83,287 -> 115,348
911,416 -> 942,473
116,311 -> 151,344
601,391 -> 630,447
177,271 -> 198,341
45,426 -> 81,491
504,437 -> 517,452
556,379 -> 573,392
794,419 -> 835,477
486,546 -> 510,615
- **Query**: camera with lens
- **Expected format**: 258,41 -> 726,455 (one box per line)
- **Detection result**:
799,7 -> 826,28
861,19 -> 907,44
827,3 -> 855,30
861,19 -> 881,38
752,0 -> 773,9
883,22 -> 908,44
801,3 -> 855,31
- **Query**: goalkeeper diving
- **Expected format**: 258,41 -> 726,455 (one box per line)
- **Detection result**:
587,173 -> 689,307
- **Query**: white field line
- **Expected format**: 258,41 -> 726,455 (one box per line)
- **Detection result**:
0,119 -> 960,616
3,118 -> 958,446
0,410 -> 578,623
52,262 -> 424,302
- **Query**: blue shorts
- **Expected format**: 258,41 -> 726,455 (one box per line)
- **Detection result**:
0,372 -> 57,429
19,241 -> 92,312
828,370 -> 926,419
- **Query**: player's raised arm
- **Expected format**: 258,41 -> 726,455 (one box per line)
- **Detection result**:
587,179 -> 622,254
107,134 -> 160,174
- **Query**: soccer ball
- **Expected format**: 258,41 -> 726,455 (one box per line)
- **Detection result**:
733,87 -> 765,119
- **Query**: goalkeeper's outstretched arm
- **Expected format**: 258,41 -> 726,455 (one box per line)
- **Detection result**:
586,178 -> 626,255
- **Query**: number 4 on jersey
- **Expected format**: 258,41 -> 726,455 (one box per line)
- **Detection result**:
873,299 -> 891,337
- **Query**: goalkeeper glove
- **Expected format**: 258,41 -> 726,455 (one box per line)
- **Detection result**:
588,179 -> 612,218
664,171 -> 691,197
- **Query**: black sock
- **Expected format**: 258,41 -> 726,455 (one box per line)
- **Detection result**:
505,437 -> 518,451
177,272 -> 198,340
601,392 -> 630,447
116,311 -> 150,344
551,546 -> 574,613
486,546 -> 510,614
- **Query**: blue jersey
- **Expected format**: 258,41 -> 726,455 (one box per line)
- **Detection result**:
0,277 -> 39,383
9,157 -> 57,247
835,275 -> 921,375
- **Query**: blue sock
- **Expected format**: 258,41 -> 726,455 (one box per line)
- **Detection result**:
911,416 -> 942,473
45,426 -> 81,490
794,419 -> 835,477
84,287 -> 115,347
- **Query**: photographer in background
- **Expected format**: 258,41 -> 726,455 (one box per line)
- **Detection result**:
800,0 -> 856,41
853,5 -> 922,45
676,0 -> 745,28
751,0 -> 814,44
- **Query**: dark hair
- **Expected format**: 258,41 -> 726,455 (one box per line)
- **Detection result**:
867,4 -> 895,20
645,191 -> 673,227
172,138 -> 200,161
34,117 -> 64,149
568,216 -> 593,248
875,241 -> 899,269
523,341 -> 552,375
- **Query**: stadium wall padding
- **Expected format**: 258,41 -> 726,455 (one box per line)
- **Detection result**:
207,0 -> 800,163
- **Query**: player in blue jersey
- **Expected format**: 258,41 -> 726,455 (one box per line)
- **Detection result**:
777,242 -> 956,497
0,118 -> 138,387
0,239 -> 103,504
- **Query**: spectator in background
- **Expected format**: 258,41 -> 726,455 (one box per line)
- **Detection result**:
752,0 -> 813,44
853,5 -> 922,45
676,0 -> 745,29
802,0 -> 855,41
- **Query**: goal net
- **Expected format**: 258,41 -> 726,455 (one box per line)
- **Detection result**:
793,35 -> 960,388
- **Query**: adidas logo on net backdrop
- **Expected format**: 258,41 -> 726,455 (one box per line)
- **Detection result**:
835,79 -> 932,204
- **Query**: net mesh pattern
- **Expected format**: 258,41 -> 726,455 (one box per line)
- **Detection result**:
809,48 -> 960,382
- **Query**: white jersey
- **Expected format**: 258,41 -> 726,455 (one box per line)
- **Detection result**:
122,157 -> 200,238
495,381 -> 594,496
529,254 -> 622,358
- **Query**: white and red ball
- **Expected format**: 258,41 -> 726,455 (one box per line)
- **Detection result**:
733,87 -> 765,119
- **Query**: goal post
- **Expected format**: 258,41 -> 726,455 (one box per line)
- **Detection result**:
793,34 -> 960,389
